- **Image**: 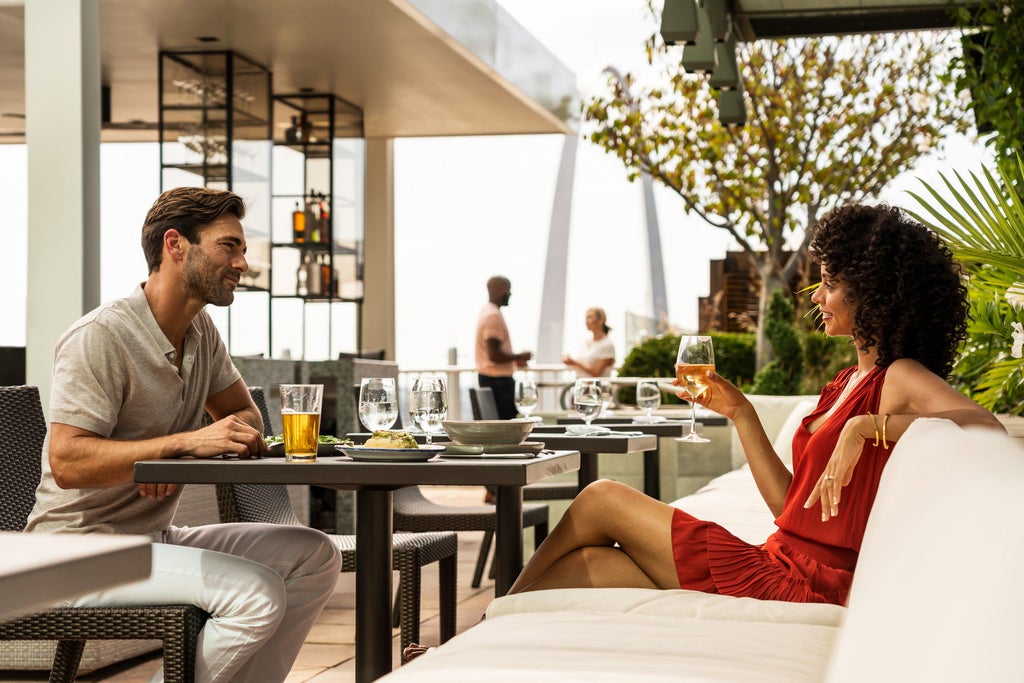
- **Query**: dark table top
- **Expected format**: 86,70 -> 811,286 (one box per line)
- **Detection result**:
134,450 -> 580,489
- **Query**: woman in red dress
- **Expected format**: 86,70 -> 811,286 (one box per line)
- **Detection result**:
507,204 -> 1004,603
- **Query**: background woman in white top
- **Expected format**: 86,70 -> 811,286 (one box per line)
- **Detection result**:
563,307 -> 616,377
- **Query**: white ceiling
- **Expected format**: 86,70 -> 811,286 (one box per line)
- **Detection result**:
0,0 -> 969,144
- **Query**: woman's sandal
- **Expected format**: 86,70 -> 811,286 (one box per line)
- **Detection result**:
403,643 -> 435,663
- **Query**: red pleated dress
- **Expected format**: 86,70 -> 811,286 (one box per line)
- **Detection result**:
671,366 -> 892,605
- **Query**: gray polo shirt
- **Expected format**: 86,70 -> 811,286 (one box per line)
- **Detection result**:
25,284 -> 240,535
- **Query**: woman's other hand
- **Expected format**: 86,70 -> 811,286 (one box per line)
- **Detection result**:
803,414 -> 873,522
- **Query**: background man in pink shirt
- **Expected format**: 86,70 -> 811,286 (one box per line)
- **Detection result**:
475,275 -> 532,419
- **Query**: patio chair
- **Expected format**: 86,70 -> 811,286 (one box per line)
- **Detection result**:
235,387 -> 457,655
0,385 -> 207,683
470,387 -> 577,502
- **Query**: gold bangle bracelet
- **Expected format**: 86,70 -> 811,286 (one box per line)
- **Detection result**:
881,413 -> 890,450
868,413 -> 880,447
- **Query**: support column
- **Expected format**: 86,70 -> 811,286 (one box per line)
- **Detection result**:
361,137 -> 396,360
24,0 -> 102,412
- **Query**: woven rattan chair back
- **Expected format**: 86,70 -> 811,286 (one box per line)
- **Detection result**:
0,385 -> 46,530
0,385 -> 207,683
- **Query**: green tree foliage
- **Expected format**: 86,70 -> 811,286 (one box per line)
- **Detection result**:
750,290 -> 803,394
585,7 -> 970,365
954,1 -> 1024,178
908,154 -> 1024,415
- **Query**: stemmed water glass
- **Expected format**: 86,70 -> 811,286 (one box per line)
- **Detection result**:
573,378 -> 603,428
409,376 -> 447,445
675,335 -> 715,443
514,376 -> 539,418
358,378 -> 398,432
635,380 -> 661,422
598,379 -> 614,417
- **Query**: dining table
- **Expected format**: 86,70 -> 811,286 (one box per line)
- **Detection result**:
0,531 -> 152,622
548,416 -> 729,500
135,448 -> 579,683
526,427 -> 660,496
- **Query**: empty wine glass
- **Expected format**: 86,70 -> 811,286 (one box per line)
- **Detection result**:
573,378 -> 603,427
358,378 -> 398,432
598,379 -> 614,417
635,380 -> 661,422
409,376 -> 447,445
514,376 -> 539,418
675,335 -> 715,443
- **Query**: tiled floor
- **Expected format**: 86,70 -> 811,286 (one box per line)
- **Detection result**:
0,487 -> 503,683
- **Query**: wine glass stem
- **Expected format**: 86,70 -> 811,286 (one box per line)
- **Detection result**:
689,398 -> 698,436
425,432 -> 432,445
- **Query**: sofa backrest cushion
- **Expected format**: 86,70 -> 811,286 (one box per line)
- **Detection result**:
826,418 -> 1024,683
771,398 -> 818,466
732,395 -> 818,469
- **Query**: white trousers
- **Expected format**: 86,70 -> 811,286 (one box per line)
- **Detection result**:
69,523 -> 341,683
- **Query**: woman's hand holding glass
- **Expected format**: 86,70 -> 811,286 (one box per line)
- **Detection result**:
409,376 -> 447,445
675,335 -> 715,443
358,378 -> 398,432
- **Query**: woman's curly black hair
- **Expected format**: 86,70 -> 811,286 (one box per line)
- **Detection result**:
808,203 -> 968,378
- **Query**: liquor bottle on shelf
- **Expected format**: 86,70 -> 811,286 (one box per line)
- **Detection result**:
305,192 -> 319,243
307,252 -> 321,296
317,194 -> 330,244
292,202 -> 306,243
285,116 -> 300,144
319,254 -> 332,297
296,252 -> 310,296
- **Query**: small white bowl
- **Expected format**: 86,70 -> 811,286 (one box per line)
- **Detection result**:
442,419 -> 534,445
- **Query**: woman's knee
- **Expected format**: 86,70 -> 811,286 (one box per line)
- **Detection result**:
575,479 -> 639,512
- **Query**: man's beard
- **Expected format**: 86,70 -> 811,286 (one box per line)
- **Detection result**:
183,247 -> 235,306
500,294 -> 511,306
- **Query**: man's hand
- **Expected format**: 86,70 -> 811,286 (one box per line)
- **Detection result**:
138,482 -> 178,500
179,415 -> 268,459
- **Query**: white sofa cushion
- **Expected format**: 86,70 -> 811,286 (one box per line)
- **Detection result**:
488,587 -> 845,627
826,418 -> 1024,683
732,395 -> 819,469
771,398 -> 818,465
383,611 -> 838,683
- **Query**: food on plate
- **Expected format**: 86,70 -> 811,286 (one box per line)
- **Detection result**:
364,430 -> 419,449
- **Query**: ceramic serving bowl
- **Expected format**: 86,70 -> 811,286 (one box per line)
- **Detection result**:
441,419 -> 534,445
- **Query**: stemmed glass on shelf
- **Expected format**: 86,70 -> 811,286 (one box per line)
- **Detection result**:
635,380 -> 661,422
573,378 -> 603,428
514,376 -> 539,419
358,378 -> 398,432
675,335 -> 715,443
409,376 -> 448,445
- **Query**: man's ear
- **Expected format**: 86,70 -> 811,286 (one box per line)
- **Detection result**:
164,229 -> 186,263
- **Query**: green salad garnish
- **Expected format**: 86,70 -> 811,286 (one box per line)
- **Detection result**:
264,434 -> 352,445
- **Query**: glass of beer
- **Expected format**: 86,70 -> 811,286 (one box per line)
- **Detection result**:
675,336 -> 715,443
279,384 -> 323,462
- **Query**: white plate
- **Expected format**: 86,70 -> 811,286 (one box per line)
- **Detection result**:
441,441 -> 544,458
336,444 -> 445,462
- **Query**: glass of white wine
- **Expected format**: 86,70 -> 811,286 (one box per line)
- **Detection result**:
573,378 -> 603,427
675,335 -> 715,443
409,376 -> 447,445
635,380 -> 661,422
358,378 -> 398,432
514,376 -> 539,418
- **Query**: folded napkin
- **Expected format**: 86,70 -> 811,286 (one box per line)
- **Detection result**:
632,415 -> 667,424
564,425 -> 645,437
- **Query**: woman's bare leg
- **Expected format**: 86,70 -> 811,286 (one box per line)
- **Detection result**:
509,479 -> 681,594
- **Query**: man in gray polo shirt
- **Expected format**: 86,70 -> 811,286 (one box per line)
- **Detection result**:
25,187 -> 341,682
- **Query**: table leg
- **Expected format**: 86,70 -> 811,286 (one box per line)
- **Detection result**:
577,452 -> 599,493
644,443 -> 661,499
355,488 -> 394,683
493,485 -> 523,596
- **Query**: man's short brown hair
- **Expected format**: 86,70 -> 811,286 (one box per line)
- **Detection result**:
141,187 -> 246,273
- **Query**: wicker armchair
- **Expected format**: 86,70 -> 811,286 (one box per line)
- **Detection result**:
240,387 -> 457,655
0,385 -> 207,683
